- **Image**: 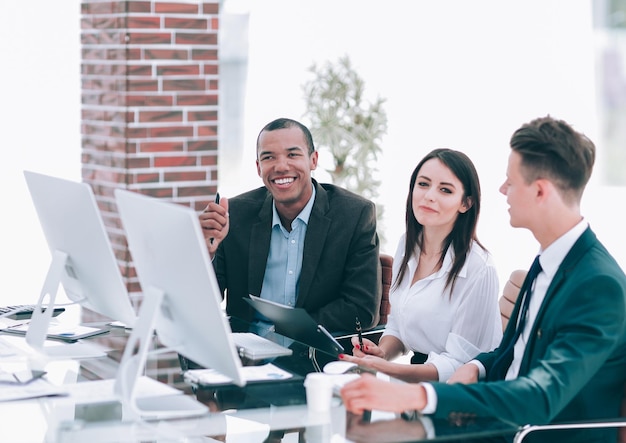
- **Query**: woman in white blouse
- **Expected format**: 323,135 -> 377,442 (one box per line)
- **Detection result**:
341,148 -> 502,382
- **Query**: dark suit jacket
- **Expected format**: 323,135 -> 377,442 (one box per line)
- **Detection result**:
430,227 -> 626,443
213,179 -> 382,333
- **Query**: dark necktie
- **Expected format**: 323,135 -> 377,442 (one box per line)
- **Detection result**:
489,255 -> 542,380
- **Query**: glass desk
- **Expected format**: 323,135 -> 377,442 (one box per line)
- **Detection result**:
0,319 -> 521,442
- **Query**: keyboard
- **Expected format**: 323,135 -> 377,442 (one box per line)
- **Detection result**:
0,305 -> 66,320
232,332 -> 293,360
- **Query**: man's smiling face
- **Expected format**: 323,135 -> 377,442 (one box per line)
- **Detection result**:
256,126 -> 318,216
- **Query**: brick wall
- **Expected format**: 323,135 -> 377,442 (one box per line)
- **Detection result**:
80,0 -> 220,307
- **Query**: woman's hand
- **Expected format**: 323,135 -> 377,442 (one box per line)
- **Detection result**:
339,352 -> 388,373
350,336 -> 385,358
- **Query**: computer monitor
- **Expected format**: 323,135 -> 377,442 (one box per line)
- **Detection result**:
113,188 -> 246,418
23,171 -> 138,352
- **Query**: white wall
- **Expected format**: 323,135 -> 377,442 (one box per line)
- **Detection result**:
224,0 -> 625,284
1,2 -> 81,305
2,0 -> 623,306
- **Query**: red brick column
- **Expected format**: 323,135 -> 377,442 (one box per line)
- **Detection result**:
80,1 -> 220,302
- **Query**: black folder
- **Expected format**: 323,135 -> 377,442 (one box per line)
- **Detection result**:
244,295 -> 345,357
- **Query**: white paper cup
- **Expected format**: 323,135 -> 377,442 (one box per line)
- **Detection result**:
304,372 -> 334,412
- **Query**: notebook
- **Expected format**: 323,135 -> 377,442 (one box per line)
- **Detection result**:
244,295 -> 345,357
184,362 -> 294,387
231,332 -> 293,360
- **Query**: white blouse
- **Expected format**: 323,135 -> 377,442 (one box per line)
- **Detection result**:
382,234 -> 502,382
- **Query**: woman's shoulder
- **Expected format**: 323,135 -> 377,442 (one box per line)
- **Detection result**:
462,244 -> 499,298
465,241 -> 497,271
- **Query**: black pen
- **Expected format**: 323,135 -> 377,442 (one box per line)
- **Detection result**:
355,316 -> 364,350
210,192 -> 220,245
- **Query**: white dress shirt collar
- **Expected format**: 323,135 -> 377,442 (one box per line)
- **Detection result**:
537,218 -> 588,279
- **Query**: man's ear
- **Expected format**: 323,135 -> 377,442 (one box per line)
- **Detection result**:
309,150 -> 319,171
535,178 -> 551,200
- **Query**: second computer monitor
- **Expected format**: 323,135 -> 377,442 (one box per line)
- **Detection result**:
114,188 -> 246,387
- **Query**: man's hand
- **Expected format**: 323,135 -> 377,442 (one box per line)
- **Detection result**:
340,373 -> 427,415
199,197 -> 229,256
446,362 -> 479,384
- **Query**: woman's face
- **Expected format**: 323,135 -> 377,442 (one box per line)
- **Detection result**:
412,158 -> 469,233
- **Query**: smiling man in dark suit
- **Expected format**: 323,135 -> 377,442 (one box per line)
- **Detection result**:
199,117 -> 381,337
341,116 -> 626,443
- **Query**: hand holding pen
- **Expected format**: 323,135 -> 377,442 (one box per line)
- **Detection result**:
355,316 -> 364,350
198,192 -> 229,254
351,317 -> 381,357
210,192 -> 220,245
347,333 -> 385,359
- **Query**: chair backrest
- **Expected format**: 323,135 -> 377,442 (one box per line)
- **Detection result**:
617,382 -> 626,443
499,269 -> 527,332
378,253 -> 393,325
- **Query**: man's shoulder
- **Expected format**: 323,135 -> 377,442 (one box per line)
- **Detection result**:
585,243 -> 626,282
573,228 -> 624,279
318,182 -> 374,207
229,186 -> 269,205
559,231 -> 626,306
224,187 -> 270,221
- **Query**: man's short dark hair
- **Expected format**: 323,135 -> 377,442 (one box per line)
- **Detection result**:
510,115 -> 596,203
257,118 -> 316,155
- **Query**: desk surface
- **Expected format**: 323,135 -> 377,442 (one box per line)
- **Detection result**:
0,317 -> 520,443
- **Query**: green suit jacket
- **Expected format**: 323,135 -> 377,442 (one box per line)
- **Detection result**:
431,227 -> 626,443
213,179 -> 382,333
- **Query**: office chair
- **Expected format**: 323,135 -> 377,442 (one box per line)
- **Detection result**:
513,409 -> 626,443
333,253 -> 393,352
378,253 -> 393,326
360,252 -> 393,339
499,269 -> 527,332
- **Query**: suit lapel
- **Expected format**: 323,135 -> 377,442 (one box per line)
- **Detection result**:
248,194 -> 273,297
534,227 -> 596,320
519,227 -> 597,372
296,181 -> 331,307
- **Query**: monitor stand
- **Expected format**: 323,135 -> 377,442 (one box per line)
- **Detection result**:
114,286 -> 208,420
26,250 -> 68,350
25,250 -> 106,359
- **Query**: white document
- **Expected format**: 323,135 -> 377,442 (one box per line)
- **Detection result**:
2,322 -> 109,342
0,366 -> 68,402
0,379 -> 68,402
62,376 -> 183,404
185,363 -> 293,386
0,334 -> 106,360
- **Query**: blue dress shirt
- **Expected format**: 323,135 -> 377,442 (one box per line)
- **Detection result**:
251,185 -> 315,335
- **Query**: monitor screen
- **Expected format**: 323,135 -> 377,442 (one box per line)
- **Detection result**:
114,188 -> 246,388
23,170 -> 137,329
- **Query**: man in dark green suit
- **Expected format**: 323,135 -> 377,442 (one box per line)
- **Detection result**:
199,117 -> 382,334
341,116 -> 626,443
